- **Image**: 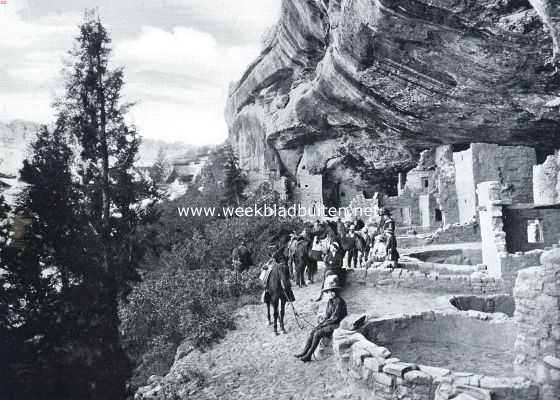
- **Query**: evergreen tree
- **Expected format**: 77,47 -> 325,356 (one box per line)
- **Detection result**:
55,11 -> 158,398
222,144 -> 248,206
0,11 -> 158,400
150,147 -> 170,184
19,125 -> 86,289
56,9 -> 158,287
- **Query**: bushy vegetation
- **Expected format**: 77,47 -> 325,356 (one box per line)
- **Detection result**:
0,10 -> 302,399
120,174 -> 302,392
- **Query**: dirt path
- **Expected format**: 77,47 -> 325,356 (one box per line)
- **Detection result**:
186,275 -> 455,400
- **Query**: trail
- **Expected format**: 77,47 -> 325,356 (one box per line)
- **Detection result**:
184,271 -> 454,400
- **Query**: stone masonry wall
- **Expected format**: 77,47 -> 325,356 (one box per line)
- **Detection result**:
346,266 -> 504,295
454,144 -> 536,224
477,181 -> 546,292
503,206 -> 560,252
384,192 -> 421,228
453,147 -> 477,224
425,221 -> 480,245
478,181 -> 509,278
333,313 -> 538,400
293,166 -> 323,219
533,155 -> 559,205
471,143 -> 536,204
513,249 -> 560,400
435,145 -> 460,226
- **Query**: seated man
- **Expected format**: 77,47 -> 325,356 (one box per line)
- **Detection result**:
370,234 -> 387,263
295,275 -> 347,362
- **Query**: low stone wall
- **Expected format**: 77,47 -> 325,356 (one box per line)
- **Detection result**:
333,312 -> 537,400
347,266 -> 504,295
402,260 -> 478,276
425,221 -> 480,245
406,248 -> 482,265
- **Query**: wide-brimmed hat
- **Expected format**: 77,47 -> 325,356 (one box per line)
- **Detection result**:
330,241 -> 340,249
322,275 -> 341,292
380,208 -> 391,215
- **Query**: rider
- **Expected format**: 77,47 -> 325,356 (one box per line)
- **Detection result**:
294,275 -> 347,362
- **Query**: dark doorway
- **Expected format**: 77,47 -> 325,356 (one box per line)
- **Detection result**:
435,208 -> 443,222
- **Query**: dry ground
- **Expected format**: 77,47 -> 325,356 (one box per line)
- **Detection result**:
186,272 -> 455,400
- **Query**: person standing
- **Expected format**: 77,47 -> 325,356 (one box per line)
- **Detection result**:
342,225 -> 358,268
384,229 -> 399,269
314,241 -> 344,301
336,217 -> 346,239
294,275 -> 347,362
381,209 -> 395,234
232,240 -> 253,272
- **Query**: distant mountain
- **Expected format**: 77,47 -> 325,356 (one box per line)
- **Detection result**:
0,120 -> 41,175
0,120 -> 199,174
136,139 -> 196,167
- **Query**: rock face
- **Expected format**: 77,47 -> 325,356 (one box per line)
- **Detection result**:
225,0 -> 560,195
0,120 -> 41,176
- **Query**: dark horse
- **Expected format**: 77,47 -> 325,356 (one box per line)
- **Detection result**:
293,237 -> 319,287
265,250 -> 294,335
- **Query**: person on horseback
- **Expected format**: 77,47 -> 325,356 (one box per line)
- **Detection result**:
294,275 -> 347,362
314,241 -> 344,302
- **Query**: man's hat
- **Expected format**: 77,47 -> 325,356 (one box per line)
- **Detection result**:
330,241 -> 340,249
322,275 -> 341,292
380,208 -> 391,216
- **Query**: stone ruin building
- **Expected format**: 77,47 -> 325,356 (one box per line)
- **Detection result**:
332,245 -> 560,400
217,1 -> 560,399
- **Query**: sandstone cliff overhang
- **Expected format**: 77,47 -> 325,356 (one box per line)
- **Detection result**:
225,0 -> 560,180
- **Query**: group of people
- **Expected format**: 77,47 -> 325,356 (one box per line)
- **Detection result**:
230,208 -> 401,363
334,208 -> 399,270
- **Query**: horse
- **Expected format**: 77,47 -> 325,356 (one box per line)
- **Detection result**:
265,252 -> 293,335
315,221 -> 338,242
293,237 -> 313,287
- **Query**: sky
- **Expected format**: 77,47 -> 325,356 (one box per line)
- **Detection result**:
0,0 -> 280,144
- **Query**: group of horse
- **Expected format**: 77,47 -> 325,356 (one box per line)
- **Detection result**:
264,219 -> 371,335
